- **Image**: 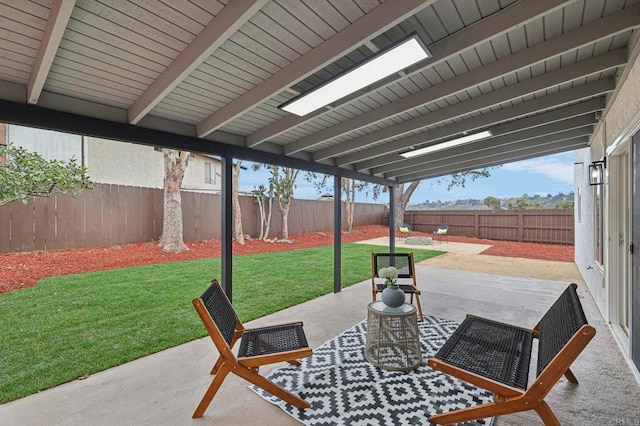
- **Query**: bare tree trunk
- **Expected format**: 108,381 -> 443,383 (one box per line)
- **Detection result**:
393,185 -> 404,227
232,161 -> 244,245
264,197 -> 272,240
393,181 -> 420,227
254,193 -> 273,241
343,178 -> 356,233
279,201 -> 290,239
159,149 -> 190,253
348,180 -> 356,232
271,166 -> 297,240
255,195 -> 265,240
0,123 -> 6,165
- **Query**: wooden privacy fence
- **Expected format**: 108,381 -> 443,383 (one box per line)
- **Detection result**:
404,209 -> 574,245
0,184 -> 387,253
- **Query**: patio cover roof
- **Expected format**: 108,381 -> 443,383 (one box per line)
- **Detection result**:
1,0 -> 639,185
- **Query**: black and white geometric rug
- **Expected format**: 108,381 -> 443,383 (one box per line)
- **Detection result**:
250,315 -> 495,425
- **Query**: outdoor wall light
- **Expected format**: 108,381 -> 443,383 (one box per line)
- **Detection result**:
280,34 -> 430,116
588,159 -> 606,186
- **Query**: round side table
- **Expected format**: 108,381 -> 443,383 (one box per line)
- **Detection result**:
364,301 -> 422,371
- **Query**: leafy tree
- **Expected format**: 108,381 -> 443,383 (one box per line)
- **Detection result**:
253,164 -> 299,240
387,169 -> 492,225
159,149 -> 190,252
553,200 -> 574,209
306,174 -> 384,233
437,169 -> 492,191
0,144 -> 93,206
507,197 -> 544,210
483,196 -> 502,210
272,166 -> 299,240
308,168 -> 494,229
393,169 -> 493,225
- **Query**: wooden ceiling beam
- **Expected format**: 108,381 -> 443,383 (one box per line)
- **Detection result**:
196,0 -> 435,139
128,0 -> 266,124
0,99 -> 395,187
247,0 -> 571,148
395,136 -> 589,182
27,0 -> 76,105
308,7 -> 639,160
351,93 -> 607,170
384,120 -> 594,178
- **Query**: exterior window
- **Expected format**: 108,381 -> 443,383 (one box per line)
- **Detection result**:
205,162 -> 216,184
594,184 -> 604,266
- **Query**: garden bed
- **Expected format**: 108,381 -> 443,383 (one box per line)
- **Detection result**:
0,225 -> 574,294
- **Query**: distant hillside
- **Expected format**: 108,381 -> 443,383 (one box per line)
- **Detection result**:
408,192 -> 574,211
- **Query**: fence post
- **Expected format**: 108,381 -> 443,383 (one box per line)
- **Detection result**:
518,211 -> 524,242
474,211 -> 479,238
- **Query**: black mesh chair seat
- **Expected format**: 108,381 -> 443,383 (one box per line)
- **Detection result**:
434,316 -> 533,389
239,323 -> 309,358
375,283 -> 419,294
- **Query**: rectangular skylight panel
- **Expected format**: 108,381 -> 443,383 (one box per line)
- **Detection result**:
400,130 -> 493,158
281,36 -> 430,116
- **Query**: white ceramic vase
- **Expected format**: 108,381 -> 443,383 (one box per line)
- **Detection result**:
381,285 -> 405,308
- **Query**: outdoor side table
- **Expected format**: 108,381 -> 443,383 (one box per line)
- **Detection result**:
365,302 -> 422,371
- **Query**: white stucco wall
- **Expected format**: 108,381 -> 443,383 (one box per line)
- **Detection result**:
182,155 -> 221,192
577,37 -> 640,318
574,147 -> 607,316
6,129 -> 222,191
86,138 -> 164,188
86,137 -> 221,191
7,125 -> 82,162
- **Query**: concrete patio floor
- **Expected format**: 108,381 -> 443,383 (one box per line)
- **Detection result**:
1,262 -> 639,425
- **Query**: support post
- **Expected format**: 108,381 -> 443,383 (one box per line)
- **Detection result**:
221,155 -> 233,301
334,175 -> 342,293
389,185 -> 396,253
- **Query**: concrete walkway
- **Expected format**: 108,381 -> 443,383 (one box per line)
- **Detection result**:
356,236 -> 492,255
2,262 -> 639,425
359,237 -> 585,284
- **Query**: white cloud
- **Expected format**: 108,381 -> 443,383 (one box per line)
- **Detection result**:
501,153 -> 574,184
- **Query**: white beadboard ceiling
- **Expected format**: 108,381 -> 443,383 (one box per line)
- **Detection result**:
1,0 -> 639,184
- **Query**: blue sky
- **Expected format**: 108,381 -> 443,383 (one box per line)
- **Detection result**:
238,151 -> 576,204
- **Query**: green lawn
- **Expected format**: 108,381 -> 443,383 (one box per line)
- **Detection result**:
0,243 -> 442,403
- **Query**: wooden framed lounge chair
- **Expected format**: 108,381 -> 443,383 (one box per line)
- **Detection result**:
428,283 -> 595,425
432,224 -> 448,242
191,279 -> 313,419
371,252 -> 424,321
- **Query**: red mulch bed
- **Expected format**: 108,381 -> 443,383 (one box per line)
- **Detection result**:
0,225 -> 574,295
445,235 -> 574,262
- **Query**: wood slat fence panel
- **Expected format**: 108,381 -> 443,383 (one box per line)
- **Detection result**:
405,209 -> 574,245
0,184 -> 386,253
